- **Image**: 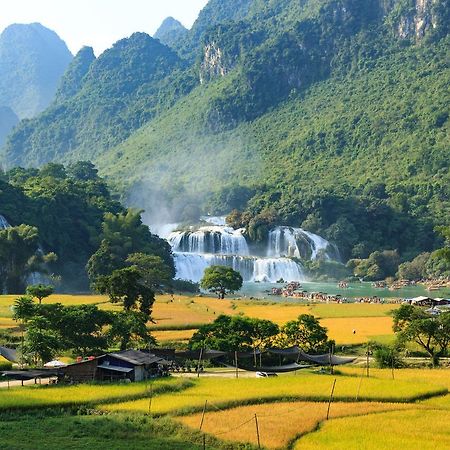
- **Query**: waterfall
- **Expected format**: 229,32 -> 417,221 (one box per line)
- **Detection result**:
150,216 -> 338,284
267,227 -> 334,260
174,253 -> 303,283
169,226 -> 249,256
0,215 -> 10,229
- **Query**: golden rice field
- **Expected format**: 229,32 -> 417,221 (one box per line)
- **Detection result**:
100,374 -> 446,416
0,378 -> 188,411
152,329 -> 196,342
0,293 -> 400,345
340,367 -> 450,389
295,409 -> 450,450
178,401 -> 414,449
321,316 -> 394,344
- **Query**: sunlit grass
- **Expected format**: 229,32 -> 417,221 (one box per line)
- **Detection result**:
321,316 -> 394,344
178,401 -> 414,449
153,329 -> 196,342
309,303 -> 399,318
295,409 -> 450,449
340,367 -> 450,389
101,374 -> 445,416
0,378 -> 189,411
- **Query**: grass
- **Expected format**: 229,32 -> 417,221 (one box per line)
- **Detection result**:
340,367 -> 450,389
0,294 -> 399,345
153,329 -> 197,342
178,401 -> 414,449
0,378 -> 191,411
100,374 -> 446,416
0,414 -> 212,450
295,409 -> 450,449
321,317 -> 394,344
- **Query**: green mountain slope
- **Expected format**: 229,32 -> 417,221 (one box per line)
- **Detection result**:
2,0 -> 449,260
0,23 -> 72,118
98,37 -> 449,259
4,33 -> 196,166
54,46 -> 96,103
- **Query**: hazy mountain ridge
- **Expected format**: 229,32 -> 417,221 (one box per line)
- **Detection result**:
0,106 -> 19,148
154,17 -> 188,50
4,32 -> 195,166
0,23 -> 72,119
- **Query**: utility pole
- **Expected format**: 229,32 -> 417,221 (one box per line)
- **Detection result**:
327,379 -> 337,420
255,414 -> 261,448
199,400 -> 208,430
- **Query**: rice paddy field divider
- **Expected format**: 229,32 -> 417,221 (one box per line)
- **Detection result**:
100,375 -> 448,417
0,378 -> 194,412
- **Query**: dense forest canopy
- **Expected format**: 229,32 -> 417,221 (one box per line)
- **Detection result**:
1,0 -> 448,266
0,162 -> 173,292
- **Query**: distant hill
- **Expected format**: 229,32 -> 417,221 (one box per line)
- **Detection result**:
0,23 -> 72,119
3,33 -> 195,165
0,106 -> 18,148
154,17 -> 188,50
2,0 -> 449,261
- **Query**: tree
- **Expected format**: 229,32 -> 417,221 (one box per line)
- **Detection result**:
432,226 -> 450,264
87,210 -> 175,283
200,266 -> 243,299
189,315 -> 279,352
0,225 -> 55,293
397,253 -> 431,280
58,305 -> 111,356
126,253 -> 172,290
23,316 -> 60,366
13,296 -> 37,366
94,267 -> 155,317
276,314 -> 332,353
12,296 -> 36,324
108,311 -> 155,351
372,342 -> 404,369
67,161 -> 99,181
26,284 -> 54,305
393,305 -> 450,366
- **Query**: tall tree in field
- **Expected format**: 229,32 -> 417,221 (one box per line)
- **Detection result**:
108,311 -> 155,351
393,305 -> 450,366
126,253 -> 172,291
276,314 -> 332,353
200,265 -> 243,299
94,266 -> 155,317
26,284 -> 54,304
189,315 -> 279,352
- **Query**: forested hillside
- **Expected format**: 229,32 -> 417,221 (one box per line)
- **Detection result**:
2,0 -> 449,262
0,163 -> 173,291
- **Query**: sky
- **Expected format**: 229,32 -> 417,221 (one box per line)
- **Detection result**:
0,0 -> 209,55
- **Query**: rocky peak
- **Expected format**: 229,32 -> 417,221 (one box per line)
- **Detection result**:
154,17 -> 188,50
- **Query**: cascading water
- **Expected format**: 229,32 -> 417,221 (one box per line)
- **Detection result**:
161,217 -> 339,283
169,226 -> 249,256
267,226 -> 336,260
0,215 -> 10,229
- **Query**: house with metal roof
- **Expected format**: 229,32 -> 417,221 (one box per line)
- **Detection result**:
60,350 -> 171,383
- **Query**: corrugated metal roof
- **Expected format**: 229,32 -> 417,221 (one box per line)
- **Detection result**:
108,350 -> 164,366
97,364 -> 133,373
